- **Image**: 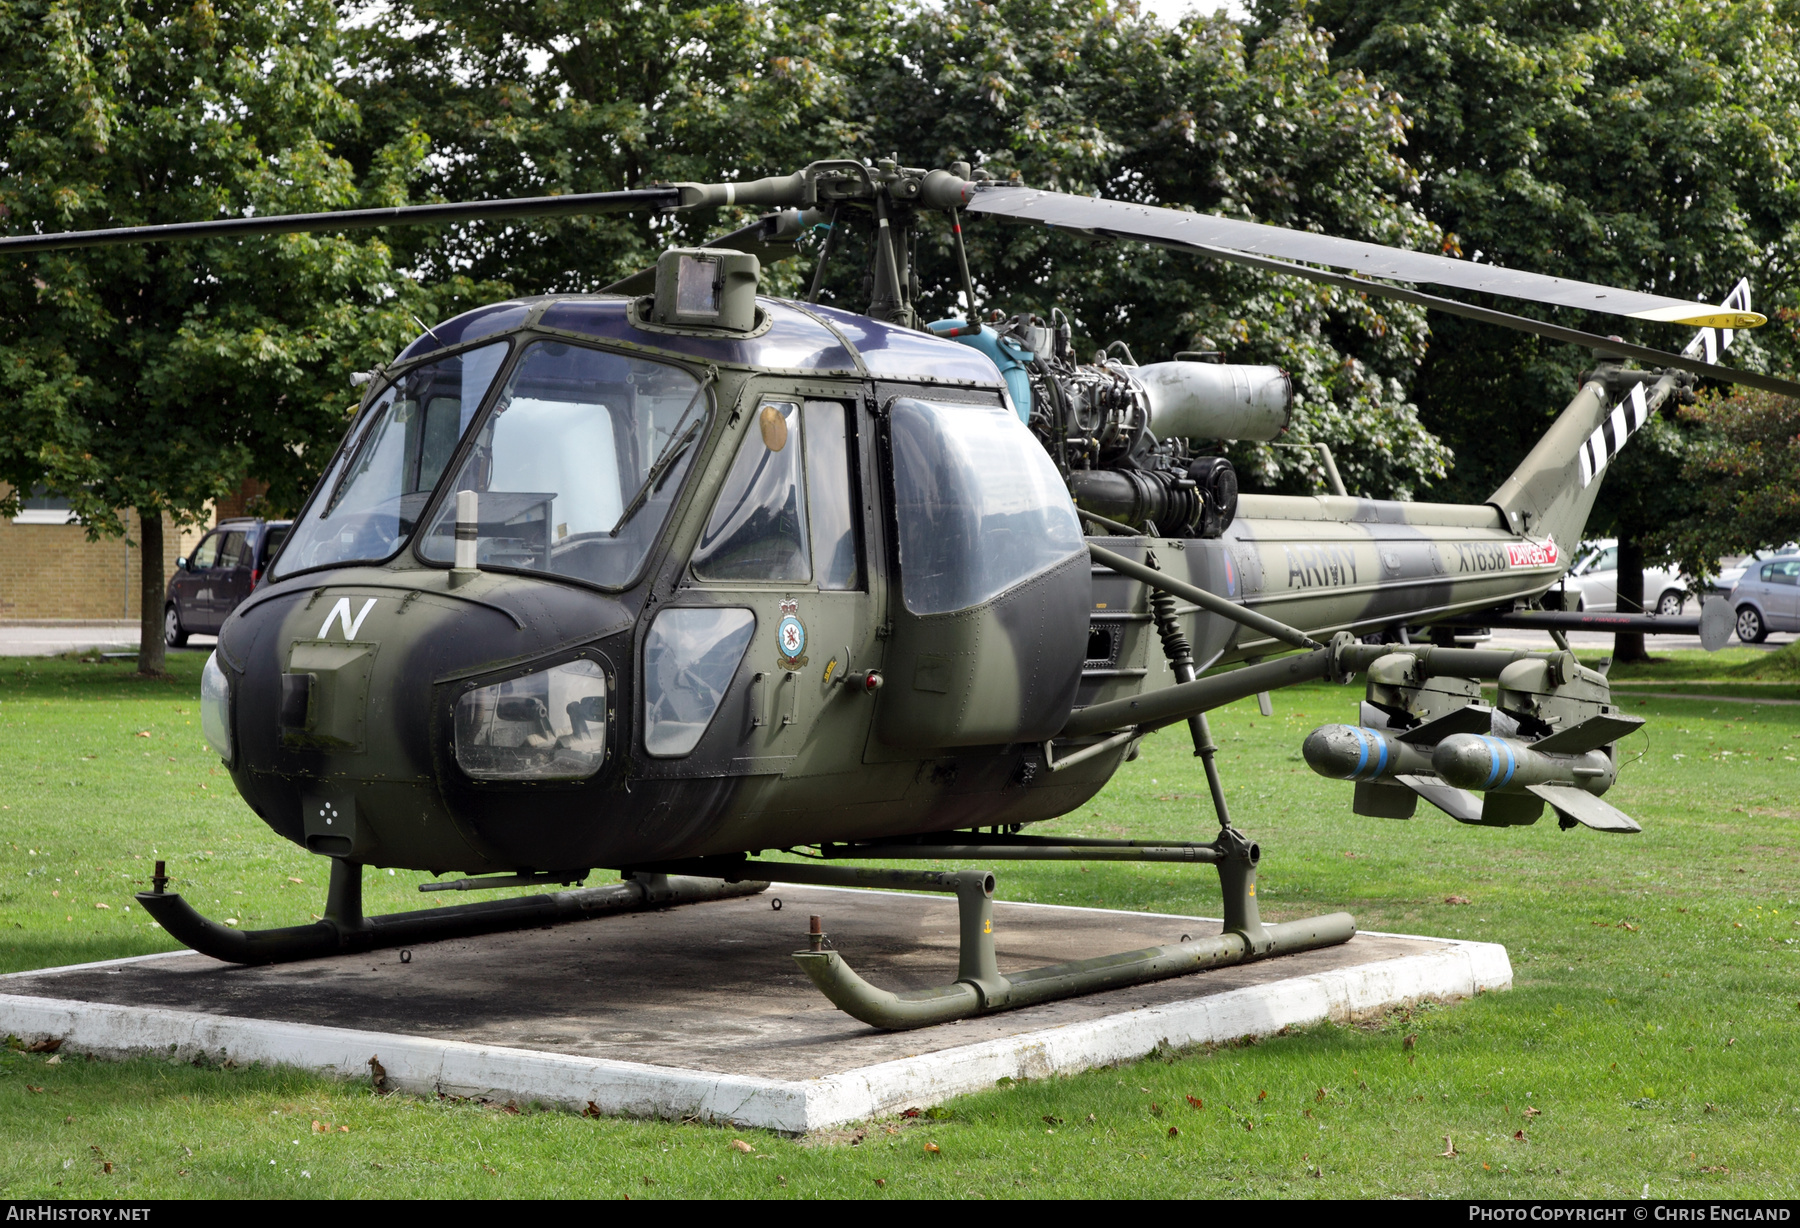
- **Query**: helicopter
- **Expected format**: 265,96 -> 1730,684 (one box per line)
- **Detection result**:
6,158 -> 1792,1030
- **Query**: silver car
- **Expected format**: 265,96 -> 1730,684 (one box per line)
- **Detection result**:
1728,555 -> 1800,642
1566,539 -> 1688,615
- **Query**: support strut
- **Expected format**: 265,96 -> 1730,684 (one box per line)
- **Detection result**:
136,859 -> 765,965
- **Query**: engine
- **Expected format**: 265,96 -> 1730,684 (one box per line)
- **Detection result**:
929,311 -> 1293,538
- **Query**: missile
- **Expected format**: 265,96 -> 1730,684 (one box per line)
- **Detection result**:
1301,724 -> 1434,784
1302,708 -> 1643,832
1430,732 -> 1615,795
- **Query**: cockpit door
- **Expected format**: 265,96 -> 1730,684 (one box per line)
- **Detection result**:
653,391 -> 884,778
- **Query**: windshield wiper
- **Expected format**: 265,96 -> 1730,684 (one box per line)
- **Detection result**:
610,372 -> 715,538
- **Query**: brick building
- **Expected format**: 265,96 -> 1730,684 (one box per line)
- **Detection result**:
0,482 -> 263,623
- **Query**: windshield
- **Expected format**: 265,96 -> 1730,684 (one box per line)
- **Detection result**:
418,340 -> 708,587
273,343 -> 509,579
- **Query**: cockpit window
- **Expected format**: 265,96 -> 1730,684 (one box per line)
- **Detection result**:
272,343 -> 509,579
418,341 -> 708,588
889,398 -> 1086,615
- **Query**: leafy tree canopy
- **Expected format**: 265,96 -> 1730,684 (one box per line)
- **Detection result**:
0,0 -> 466,670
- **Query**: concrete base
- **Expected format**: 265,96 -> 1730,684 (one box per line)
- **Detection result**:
0,886 -> 1509,1133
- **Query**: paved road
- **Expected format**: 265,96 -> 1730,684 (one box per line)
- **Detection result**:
0,621 -> 215,657
1478,597 -> 1791,655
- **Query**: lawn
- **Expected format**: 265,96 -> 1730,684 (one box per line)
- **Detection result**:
1,650 -> 1796,1198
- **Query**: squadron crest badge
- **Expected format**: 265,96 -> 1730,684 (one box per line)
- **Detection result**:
777,598 -> 807,669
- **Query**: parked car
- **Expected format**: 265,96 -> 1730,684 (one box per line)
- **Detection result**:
1565,539 -> 1689,615
164,518 -> 292,647
1726,554 -> 1800,643
1708,544 -> 1800,597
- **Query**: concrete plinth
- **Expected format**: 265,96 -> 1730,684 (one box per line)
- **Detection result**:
0,886 -> 1509,1133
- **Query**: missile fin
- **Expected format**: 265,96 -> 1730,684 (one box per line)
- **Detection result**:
1355,780 -> 1418,819
1478,792 -> 1545,827
1530,713 -> 1646,756
1527,784 -> 1642,833
1396,773 -> 1484,824
1396,704 -> 1496,746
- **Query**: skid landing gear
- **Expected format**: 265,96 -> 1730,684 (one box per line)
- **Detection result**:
136,858 -> 765,966
642,833 -> 1355,1031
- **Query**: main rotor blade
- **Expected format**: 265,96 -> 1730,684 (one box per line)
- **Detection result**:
1152,238 -> 1800,399
0,188 -> 682,255
966,186 -> 1765,331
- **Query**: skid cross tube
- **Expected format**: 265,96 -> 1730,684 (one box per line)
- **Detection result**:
642,840 -> 1354,1031
136,860 -> 765,965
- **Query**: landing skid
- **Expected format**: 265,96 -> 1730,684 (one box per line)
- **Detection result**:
135,860 -> 766,965
639,827 -> 1356,1031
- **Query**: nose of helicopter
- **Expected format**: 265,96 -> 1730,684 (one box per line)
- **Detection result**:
213,567 -> 634,870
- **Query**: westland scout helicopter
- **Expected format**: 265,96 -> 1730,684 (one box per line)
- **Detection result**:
8,160 -> 1795,1030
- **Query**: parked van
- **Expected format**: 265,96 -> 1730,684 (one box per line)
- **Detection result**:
164,518 -> 291,646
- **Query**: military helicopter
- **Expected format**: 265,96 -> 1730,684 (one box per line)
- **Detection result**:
8,159 -> 1793,1030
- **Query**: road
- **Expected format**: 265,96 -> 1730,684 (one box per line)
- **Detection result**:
0,621 -> 215,657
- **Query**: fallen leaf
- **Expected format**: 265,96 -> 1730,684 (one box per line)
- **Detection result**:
730,1139 -> 754,1154
1444,895 -> 1470,905
1524,1106 -> 1541,1118
874,1178 -> 886,1187
134,731 -> 151,738
1041,1115 -> 1063,1126
583,1102 -> 602,1118
1403,1034 -> 1417,1051
312,1120 -> 326,1134
1185,1095 -> 1203,1110
1167,1126 -> 1179,1138
26,1086 -> 43,1094
339,1126 -> 350,1133
25,1039 -> 62,1054
1440,1135 -> 1458,1158
64,1116 -> 74,1124
1148,1102 -> 1163,1117
1513,1130 -> 1528,1142
44,1054 -> 62,1066
923,1142 -> 940,1155
94,902 -> 110,911
103,1162 -> 112,1174
901,1108 -> 920,1119
1257,1089 -> 1267,1102
1315,1087 -> 1328,1102
287,877 -> 303,885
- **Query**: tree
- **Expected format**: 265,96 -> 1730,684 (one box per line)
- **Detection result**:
337,0 -> 871,298
1660,386 -> 1800,580
840,0 -> 1452,496
0,0 -> 441,673
1306,0 -> 1800,658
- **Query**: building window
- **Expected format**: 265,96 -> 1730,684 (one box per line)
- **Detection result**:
11,486 -> 78,526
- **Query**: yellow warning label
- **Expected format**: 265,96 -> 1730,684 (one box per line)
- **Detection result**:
983,919 -> 992,934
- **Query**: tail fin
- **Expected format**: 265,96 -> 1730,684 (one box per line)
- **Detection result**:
1489,281 -> 1750,554
1486,377 -> 1617,557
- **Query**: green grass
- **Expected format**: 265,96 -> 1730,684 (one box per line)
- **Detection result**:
1598,642 -> 1800,685
2,652 -> 1797,1198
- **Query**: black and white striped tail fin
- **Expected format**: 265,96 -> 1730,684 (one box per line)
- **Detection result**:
1577,277 -> 1751,489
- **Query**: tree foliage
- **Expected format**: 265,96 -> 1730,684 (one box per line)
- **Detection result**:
839,0 -> 1452,496
1306,0 -> 1800,503
338,0 -> 871,297
0,0 -> 454,669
